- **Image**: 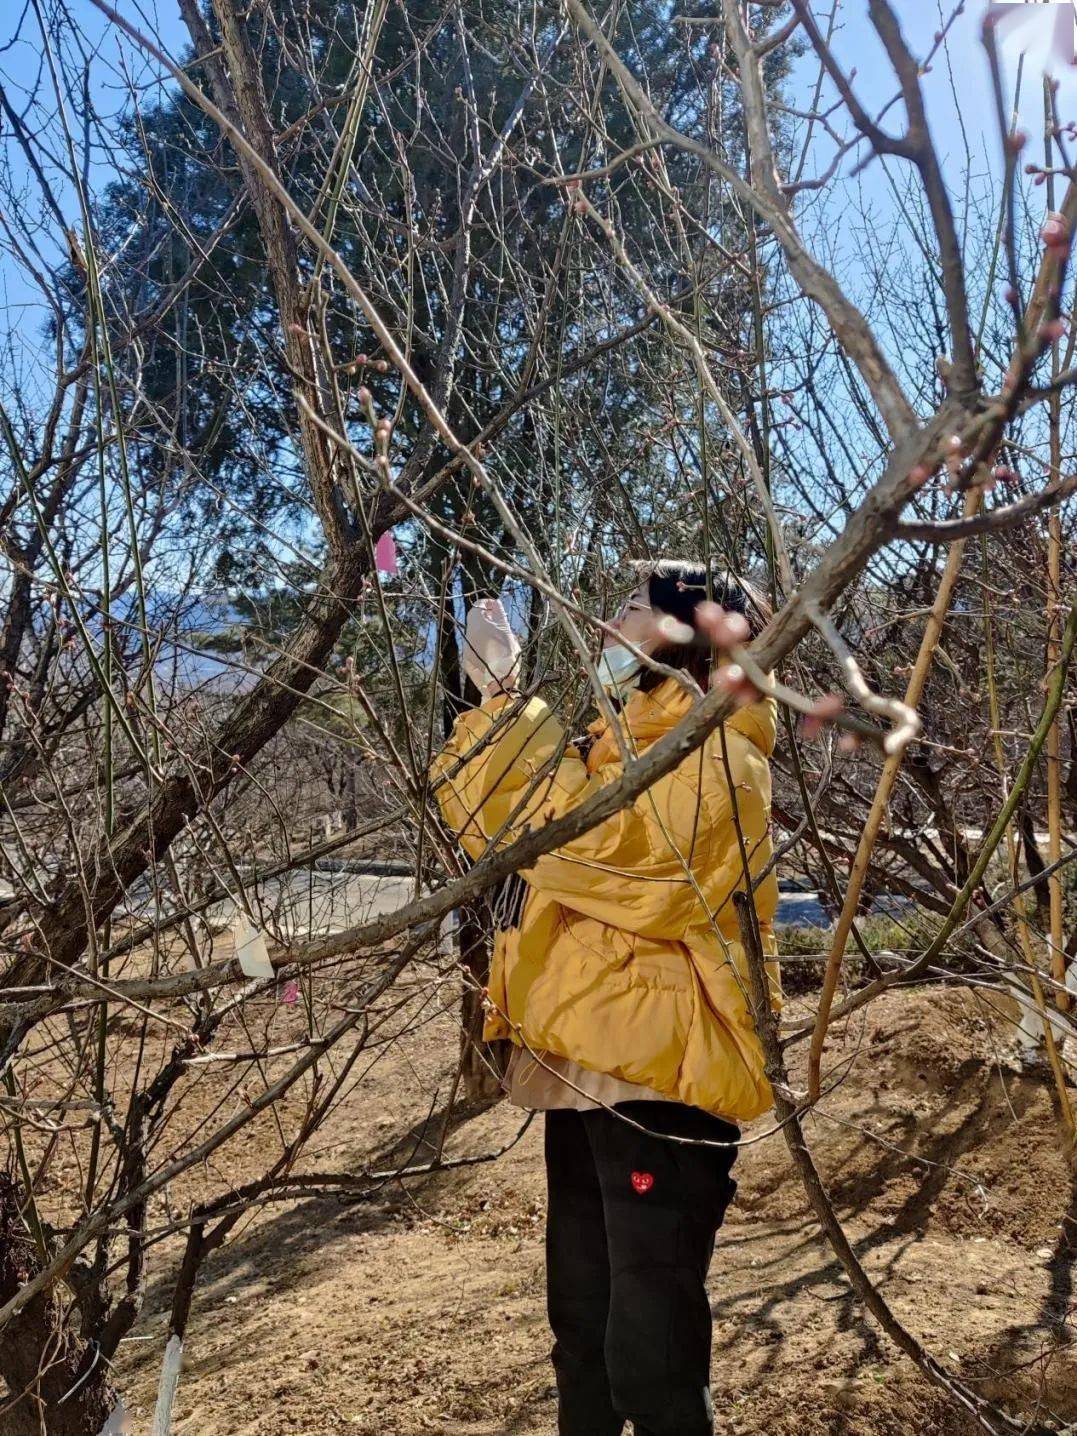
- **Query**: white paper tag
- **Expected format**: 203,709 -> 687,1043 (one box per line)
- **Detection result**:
233,914 -> 273,978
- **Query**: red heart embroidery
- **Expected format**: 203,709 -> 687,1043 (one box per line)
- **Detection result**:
631,1170 -> 654,1194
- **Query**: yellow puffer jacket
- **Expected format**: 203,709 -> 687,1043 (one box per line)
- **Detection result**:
430,677 -> 780,1122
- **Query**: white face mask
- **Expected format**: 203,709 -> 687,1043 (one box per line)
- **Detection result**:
597,642 -> 643,693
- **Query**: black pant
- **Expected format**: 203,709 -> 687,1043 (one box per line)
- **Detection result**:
544,1100 -> 738,1436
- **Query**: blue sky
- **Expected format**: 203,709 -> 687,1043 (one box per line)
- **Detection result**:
2,1 -> 1073,385
0,0 -> 190,360
786,3 -> 1077,302
794,1 -> 1077,163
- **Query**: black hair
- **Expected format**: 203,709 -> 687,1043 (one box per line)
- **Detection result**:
629,558 -> 771,693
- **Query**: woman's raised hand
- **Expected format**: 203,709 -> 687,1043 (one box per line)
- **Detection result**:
463,597 -> 522,698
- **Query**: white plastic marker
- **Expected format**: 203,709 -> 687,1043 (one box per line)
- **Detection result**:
99,1398 -> 134,1435
233,913 -> 274,979
989,1 -> 1076,76
151,1336 -> 183,1436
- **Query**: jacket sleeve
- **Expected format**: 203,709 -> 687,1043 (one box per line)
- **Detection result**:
431,697 -> 746,940
428,694 -> 589,862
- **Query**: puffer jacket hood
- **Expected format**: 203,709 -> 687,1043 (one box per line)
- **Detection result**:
430,677 -> 780,1122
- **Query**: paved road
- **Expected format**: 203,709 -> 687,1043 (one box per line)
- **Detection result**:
205,870 -> 439,941
1,868 -> 904,940
206,871 -> 850,939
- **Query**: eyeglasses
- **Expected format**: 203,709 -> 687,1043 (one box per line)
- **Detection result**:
613,597 -> 650,621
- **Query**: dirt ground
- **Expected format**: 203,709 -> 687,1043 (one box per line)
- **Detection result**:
86,983 -> 1077,1433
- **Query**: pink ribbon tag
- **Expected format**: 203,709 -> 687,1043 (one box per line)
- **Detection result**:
374,531 -> 399,576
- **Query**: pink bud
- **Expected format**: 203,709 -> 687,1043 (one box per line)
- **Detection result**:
1040,318 -> 1065,345
374,359 -> 390,373
1041,212 -> 1071,251
909,463 -> 933,488
654,614 -> 695,645
357,386 -> 373,406
695,601 -> 750,651
1007,131 -> 1027,155
280,980 -> 299,1006
801,693 -> 844,741
712,663 -> 760,708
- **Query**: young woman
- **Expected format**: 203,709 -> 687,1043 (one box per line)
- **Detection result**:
430,559 -> 779,1436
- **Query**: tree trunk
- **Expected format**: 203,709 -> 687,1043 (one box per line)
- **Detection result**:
0,1177 -> 117,1436
457,901 -> 507,1102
